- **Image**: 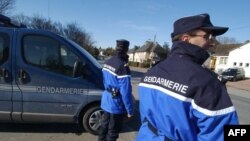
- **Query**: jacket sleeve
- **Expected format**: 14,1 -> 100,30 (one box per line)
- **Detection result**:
192,82 -> 239,141
117,65 -> 134,115
118,76 -> 134,115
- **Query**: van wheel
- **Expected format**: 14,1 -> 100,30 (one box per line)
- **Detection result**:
82,105 -> 104,135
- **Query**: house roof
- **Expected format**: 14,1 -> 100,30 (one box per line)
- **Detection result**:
151,43 -> 165,53
208,43 -> 242,56
135,41 -> 165,53
128,47 -> 138,53
229,41 -> 250,52
136,41 -> 153,52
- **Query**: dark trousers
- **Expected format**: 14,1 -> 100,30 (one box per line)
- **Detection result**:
98,111 -> 124,141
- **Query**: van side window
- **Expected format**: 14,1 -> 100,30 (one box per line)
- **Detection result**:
60,45 -> 81,76
23,35 -> 60,73
0,33 -> 9,65
22,35 -> 80,77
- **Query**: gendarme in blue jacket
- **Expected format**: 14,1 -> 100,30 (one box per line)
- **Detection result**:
137,41 -> 239,141
101,53 -> 134,115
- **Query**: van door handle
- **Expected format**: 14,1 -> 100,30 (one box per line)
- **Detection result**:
18,69 -> 27,83
0,68 -> 9,81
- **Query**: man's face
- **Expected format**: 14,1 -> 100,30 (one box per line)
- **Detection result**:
182,29 -> 216,50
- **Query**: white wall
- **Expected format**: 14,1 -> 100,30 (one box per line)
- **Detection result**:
128,52 -> 149,63
214,56 -> 229,74
227,43 -> 250,78
135,52 -> 148,63
128,53 -> 134,62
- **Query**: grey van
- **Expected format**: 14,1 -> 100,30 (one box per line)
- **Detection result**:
0,15 -> 104,135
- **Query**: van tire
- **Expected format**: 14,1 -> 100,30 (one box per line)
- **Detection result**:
82,105 -> 103,135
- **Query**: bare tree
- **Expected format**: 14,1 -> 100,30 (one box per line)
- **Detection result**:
103,47 -> 115,56
216,36 -> 238,44
0,0 -> 15,15
10,13 -> 96,56
29,15 -> 56,31
64,23 -> 94,52
11,14 -> 30,25
162,42 -> 170,58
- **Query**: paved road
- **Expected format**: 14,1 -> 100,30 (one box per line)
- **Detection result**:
0,67 -> 249,141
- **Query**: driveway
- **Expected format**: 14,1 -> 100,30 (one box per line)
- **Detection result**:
226,78 -> 250,91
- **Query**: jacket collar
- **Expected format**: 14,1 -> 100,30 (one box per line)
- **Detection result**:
170,41 -> 209,65
114,52 -> 129,62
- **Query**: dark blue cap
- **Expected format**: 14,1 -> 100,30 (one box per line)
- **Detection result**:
116,39 -> 129,53
171,13 -> 228,38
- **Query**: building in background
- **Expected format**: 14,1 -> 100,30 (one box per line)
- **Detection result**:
227,42 -> 250,78
127,41 -> 166,67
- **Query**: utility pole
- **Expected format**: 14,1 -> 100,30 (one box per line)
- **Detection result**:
153,34 -> 156,44
48,0 -> 50,19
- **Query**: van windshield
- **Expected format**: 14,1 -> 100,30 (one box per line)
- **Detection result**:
67,39 -> 102,69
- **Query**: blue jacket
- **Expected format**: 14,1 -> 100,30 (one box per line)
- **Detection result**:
100,53 -> 134,115
137,41 -> 239,141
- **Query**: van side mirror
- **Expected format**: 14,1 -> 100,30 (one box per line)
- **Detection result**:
73,60 -> 85,77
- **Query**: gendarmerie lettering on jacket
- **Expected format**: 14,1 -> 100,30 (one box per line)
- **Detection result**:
103,55 -> 131,77
103,64 -> 116,72
143,76 -> 189,94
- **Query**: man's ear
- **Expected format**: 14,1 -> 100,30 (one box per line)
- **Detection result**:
181,34 -> 189,42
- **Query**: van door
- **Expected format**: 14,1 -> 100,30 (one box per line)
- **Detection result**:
15,31 -> 91,123
0,31 -> 13,121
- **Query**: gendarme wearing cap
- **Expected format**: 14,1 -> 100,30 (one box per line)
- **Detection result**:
116,39 -> 130,54
171,13 -> 228,38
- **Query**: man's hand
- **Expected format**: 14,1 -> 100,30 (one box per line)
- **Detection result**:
123,114 -> 133,123
127,114 -> 133,118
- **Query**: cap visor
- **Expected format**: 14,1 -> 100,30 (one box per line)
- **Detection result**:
201,26 -> 229,36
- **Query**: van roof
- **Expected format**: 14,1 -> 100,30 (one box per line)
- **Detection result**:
0,14 -> 27,28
